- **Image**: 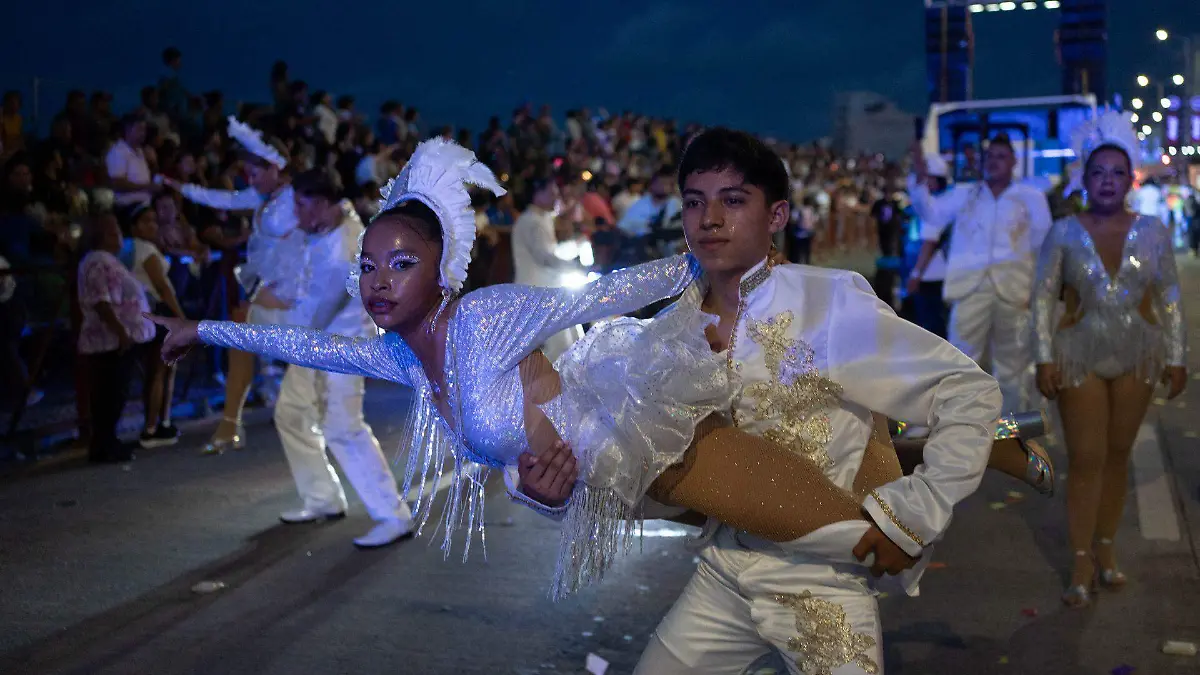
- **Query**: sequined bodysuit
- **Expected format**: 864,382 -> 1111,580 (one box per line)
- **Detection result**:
1032,215 -> 1186,386
197,255 -> 718,568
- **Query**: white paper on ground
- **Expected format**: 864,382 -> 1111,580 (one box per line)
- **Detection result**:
585,653 -> 610,675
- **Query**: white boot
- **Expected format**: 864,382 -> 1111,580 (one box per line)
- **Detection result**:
353,518 -> 414,548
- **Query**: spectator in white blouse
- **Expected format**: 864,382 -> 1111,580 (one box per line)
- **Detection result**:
105,114 -> 155,219
126,205 -> 186,449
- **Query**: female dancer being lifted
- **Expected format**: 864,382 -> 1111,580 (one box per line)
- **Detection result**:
151,138 -> 1048,598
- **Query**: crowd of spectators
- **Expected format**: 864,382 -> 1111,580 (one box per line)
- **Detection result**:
0,47 -> 896,424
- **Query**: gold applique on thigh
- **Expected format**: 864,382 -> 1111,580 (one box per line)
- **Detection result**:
773,591 -> 879,675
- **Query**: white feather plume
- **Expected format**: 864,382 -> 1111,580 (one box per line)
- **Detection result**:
226,116 -> 287,169
1064,109 -> 1140,196
366,138 -> 506,294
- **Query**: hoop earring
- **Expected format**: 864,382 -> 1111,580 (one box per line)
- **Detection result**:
428,288 -> 454,335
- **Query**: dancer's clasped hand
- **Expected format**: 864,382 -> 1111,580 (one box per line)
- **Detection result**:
518,440 -> 578,508
1036,363 -> 1062,400
853,525 -> 919,578
144,314 -> 200,365
1162,365 -> 1187,400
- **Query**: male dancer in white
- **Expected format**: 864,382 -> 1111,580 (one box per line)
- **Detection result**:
630,128 -> 1002,675
511,177 -> 583,361
162,117 -> 305,453
907,135 -> 1053,414
270,168 -> 413,546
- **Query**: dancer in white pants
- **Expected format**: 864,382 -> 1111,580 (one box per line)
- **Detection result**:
627,129 -> 1000,675
908,135 -> 1053,413
276,169 -> 413,547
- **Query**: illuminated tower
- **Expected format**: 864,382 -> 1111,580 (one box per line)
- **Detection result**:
1057,0 -> 1108,98
925,3 -> 974,103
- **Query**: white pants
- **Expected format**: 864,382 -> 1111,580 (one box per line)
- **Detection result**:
274,365 -> 410,523
635,528 -> 883,675
948,281 -> 1033,414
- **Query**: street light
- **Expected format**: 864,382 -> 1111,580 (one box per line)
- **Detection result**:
1132,98 -> 1144,109
1138,132 -> 1146,140
1152,111 -> 1163,122
1138,75 -> 1150,87
1142,125 -> 1153,135
1157,29 -> 1170,41
1160,97 -> 1172,108
1131,113 -> 1139,123
1173,74 -> 1185,86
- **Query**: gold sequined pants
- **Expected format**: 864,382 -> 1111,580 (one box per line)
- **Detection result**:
646,414 -> 900,543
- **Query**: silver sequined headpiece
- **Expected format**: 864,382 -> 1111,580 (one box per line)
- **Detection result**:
345,138 -> 505,299
1065,108 -> 1140,196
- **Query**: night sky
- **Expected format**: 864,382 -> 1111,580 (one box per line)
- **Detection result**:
4,1 -> 1198,140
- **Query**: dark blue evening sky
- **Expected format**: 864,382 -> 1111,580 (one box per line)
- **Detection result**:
4,1 -> 1198,140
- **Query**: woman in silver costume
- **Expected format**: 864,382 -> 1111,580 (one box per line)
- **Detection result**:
1033,111 -> 1188,607
150,138 -> 1049,599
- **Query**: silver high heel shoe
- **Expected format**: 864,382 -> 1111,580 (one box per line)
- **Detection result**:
201,416 -> 245,456
995,411 -> 1055,496
1062,550 -> 1095,608
1096,538 -> 1128,590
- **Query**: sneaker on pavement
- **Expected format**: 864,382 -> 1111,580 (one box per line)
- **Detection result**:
151,423 -> 181,447
353,519 -> 415,548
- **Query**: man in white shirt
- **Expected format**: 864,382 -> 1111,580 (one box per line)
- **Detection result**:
1132,179 -> 1164,219
105,115 -> 154,217
908,135 -> 1053,413
904,153 -> 952,339
279,169 -> 414,548
511,177 -> 583,361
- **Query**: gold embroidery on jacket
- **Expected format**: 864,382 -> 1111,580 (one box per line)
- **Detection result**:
774,591 -> 879,675
743,311 -> 843,469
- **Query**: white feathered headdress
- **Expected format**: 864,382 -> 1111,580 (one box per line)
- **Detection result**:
1064,109 -> 1140,196
227,116 -> 288,169
346,138 -> 505,298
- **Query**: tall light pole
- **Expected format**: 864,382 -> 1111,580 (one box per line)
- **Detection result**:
1158,28 -> 1198,155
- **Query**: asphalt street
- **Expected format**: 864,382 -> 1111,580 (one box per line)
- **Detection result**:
2,257 -> 1199,674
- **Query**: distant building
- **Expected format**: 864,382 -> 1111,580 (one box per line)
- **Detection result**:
832,92 -> 916,160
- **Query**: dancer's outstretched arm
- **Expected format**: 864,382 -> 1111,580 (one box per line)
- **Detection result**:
148,316 -> 415,386
168,182 -> 264,212
473,254 -> 701,369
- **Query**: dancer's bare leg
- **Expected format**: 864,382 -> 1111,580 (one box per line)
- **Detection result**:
1093,372 -> 1154,586
1057,375 -> 1110,604
206,303 -> 253,453
896,436 -> 1051,491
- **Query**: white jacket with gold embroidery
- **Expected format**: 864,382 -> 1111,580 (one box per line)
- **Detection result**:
666,260 -> 1001,574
